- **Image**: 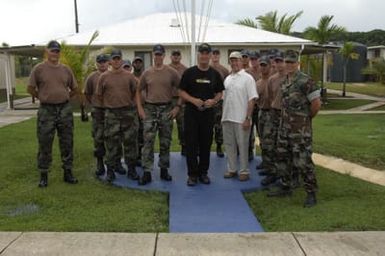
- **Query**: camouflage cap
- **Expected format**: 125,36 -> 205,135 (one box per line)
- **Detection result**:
274,50 -> 285,61
198,43 -> 212,53
249,50 -> 260,59
122,59 -> 131,67
229,51 -> 242,59
284,50 -> 299,62
110,49 -> 122,58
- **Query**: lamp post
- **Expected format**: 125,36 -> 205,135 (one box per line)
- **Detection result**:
74,0 -> 79,33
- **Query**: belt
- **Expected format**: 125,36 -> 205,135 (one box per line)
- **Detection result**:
40,100 -> 69,106
145,101 -> 171,106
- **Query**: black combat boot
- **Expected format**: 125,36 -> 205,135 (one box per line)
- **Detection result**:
38,173 -> 48,188
115,160 -> 126,175
63,169 -> 78,184
261,175 -> 277,186
106,169 -> 116,183
216,144 -> 224,158
160,168 -> 172,181
304,192 -> 317,208
138,171 -> 152,185
95,158 -> 106,176
127,166 -> 139,180
181,145 -> 186,156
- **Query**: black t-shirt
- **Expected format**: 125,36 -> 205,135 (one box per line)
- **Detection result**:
179,66 -> 225,109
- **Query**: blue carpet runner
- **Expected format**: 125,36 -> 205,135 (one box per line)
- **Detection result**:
101,152 -> 264,232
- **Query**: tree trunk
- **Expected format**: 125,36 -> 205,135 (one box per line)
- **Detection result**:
342,64 -> 347,97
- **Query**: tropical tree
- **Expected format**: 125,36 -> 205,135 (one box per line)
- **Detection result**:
303,15 -> 346,44
59,31 -> 99,121
256,10 -> 303,35
362,58 -> 385,84
339,42 -> 358,97
235,18 -> 257,28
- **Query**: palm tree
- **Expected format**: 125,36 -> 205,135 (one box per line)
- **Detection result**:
303,15 -> 346,44
256,10 -> 303,35
340,42 -> 357,97
59,31 -> 99,121
303,15 -> 346,100
235,18 -> 257,28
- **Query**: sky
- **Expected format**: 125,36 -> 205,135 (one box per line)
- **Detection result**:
0,0 -> 383,46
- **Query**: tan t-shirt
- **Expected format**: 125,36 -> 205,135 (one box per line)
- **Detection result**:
28,62 -> 77,104
269,72 -> 286,110
211,64 -> 229,81
139,65 -> 180,103
169,63 -> 187,97
96,69 -> 137,108
84,71 -> 103,107
245,67 -> 260,82
256,77 -> 270,109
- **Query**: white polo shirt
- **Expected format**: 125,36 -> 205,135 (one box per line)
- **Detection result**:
222,69 -> 258,124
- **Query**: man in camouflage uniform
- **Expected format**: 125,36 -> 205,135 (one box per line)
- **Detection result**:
169,49 -> 188,156
84,54 -> 110,176
136,44 -> 181,185
28,40 -> 78,187
255,55 -> 275,181
260,50 -> 286,186
245,50 -> 260,162
132,56 -> 145,166
210,48 -> 229,157
268,50 -> 321,208
97,49 -> 139,182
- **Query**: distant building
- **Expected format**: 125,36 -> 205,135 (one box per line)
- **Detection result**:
367,45 -> 385,60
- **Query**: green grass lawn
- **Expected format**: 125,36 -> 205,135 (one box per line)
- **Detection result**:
245,166 -> 385,231
0,118 -> 168,232
313,114 -> 385,170
1,114 -> 385,232
325,82 -> 385,97
321,99 -> 374,110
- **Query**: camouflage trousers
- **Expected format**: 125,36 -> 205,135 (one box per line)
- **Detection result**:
275,115 -> 317,192
104,107 -> 138,169
142,103 -> 173,172
249,105 -> 260,155
137,116 -> 144,160
213,100 -> 223,145
37,101 -> 73,173
175,105 -> 185,146
91,107 -> 106,158
258,109 -> 278,175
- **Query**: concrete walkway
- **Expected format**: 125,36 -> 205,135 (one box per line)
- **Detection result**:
1,231 -> 384,255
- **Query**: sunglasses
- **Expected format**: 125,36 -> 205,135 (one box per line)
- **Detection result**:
49,49 -> 60,53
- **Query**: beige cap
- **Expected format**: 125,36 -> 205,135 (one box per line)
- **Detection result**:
229,51 -> 242,59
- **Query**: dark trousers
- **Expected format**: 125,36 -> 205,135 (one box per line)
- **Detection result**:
184,106 -> 214,177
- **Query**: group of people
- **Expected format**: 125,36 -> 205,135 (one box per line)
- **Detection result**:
28,39 -> 321,207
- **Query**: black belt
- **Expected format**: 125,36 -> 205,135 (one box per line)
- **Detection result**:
40,100 -> 69,106
145,101 -> 171,106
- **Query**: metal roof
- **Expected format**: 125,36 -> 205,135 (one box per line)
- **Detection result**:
57,12 -> 314,47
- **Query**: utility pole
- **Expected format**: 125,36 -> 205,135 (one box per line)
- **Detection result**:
190,0 -> 196,66
74,0 -> 79,33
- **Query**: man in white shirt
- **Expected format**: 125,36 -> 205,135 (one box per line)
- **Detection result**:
222,51 -> 258,181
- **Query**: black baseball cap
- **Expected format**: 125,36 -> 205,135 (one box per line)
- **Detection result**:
96,54 -> 110,63
171,49 -> 181,55
153,44 -> 165,54
198,43 -> 212,53
122,59 -> 131,67
268,48 -> 279,59
274,50 -> 284,61
249,50 -> 260,59
259,55 -> 270,65
110,49 -> 122,58
241,49 -> 250,57
133,56 -> 143,62
47,40 -> 61,51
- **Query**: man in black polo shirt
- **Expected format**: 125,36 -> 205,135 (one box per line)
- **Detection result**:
179,43 -> 225,186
